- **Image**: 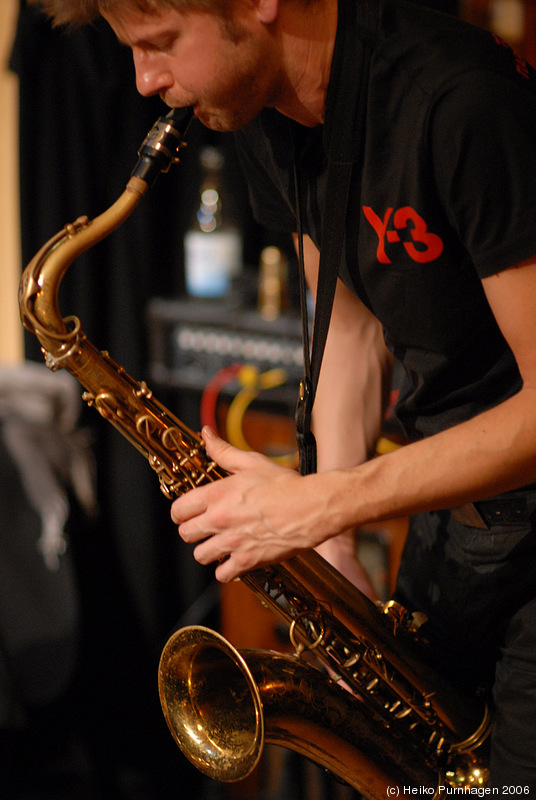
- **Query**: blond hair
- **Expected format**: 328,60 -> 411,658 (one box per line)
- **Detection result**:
30,0 -> 230,27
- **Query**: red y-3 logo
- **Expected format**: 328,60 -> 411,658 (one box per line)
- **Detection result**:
363,205 -> 444,264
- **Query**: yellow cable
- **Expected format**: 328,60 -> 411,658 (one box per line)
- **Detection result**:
225,365 -> 298,467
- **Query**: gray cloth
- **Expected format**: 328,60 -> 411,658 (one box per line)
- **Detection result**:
0,362 -> 96,723
0,361 -> 96,570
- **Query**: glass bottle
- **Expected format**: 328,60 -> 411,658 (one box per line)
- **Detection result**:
184,146 -> 242,298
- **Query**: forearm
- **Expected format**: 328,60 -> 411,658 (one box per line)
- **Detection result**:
299,236 -> 390,596
313,289 -> 389,471
297,233 -> 390,470
330,386 -> 536,529
172,390 -> 536,584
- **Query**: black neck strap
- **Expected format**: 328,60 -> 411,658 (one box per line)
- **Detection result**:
294,0 -> 376,475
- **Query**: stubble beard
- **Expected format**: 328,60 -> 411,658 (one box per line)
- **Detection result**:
196,22 -> 273,131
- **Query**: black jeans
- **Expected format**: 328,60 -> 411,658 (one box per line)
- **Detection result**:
394,490 -> 536,793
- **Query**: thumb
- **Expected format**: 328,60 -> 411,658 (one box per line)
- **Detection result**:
201,425 -> 268,473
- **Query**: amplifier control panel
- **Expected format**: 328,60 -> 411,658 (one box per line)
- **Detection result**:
146,297 -> 304,407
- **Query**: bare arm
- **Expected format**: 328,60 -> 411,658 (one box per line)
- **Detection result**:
172,256 -> 536,583
297,234 -> 390,469
345,256 -> 536,523
297,235 -> 389,597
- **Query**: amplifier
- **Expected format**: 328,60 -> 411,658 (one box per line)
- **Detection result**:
146,297 -> 304,411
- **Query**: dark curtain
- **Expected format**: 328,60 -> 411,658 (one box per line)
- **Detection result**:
8,2 -> 231,797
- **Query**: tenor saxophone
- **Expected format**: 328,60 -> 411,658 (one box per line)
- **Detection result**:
19,108 -> 491,800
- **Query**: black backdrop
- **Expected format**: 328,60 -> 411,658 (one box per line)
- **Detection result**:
11,0 -> 228,642
7,2 -> 258,797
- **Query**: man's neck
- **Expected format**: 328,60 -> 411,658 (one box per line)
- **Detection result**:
273,0 -> 338,126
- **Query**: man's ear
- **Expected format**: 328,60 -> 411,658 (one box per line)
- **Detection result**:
254,0 -> 279,24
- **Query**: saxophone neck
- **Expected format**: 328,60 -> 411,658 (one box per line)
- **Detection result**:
19,189 -> 144,343
18,107 -> 194,344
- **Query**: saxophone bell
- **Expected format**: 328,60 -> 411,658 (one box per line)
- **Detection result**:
158,625 -> 445,800
158,625 -> 264,784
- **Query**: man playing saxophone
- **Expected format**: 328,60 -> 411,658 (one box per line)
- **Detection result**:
32,0 -> 536,792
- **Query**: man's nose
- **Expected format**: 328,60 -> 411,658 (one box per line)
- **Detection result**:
133,50 -> 173,97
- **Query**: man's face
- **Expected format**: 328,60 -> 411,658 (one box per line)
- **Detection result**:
103,1 -> 281,131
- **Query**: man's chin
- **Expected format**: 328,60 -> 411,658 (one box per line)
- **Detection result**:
197,114 -> 239,132
197,108 -> 259,132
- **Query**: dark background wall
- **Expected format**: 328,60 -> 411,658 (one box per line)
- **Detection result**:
6,3 -> 252,797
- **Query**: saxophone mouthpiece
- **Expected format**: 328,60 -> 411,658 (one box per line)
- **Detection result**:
131,106 -> 194,186
168,106 -> 195,131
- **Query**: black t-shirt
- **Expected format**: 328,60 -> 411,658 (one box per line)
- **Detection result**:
235,0 -> 536,441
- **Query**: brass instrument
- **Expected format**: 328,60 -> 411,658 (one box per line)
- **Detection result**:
19,108 -> 492,800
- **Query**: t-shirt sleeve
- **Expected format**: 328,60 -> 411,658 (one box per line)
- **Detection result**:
431,69 -> 536,278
